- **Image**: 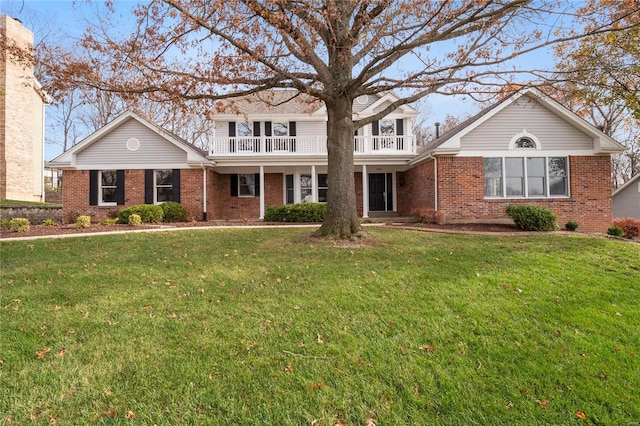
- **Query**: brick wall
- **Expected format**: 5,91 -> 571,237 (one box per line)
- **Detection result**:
210,172 -> 284,220
433,155 -> 614,232
397,159 -> 436,216
62,169 -> 207,223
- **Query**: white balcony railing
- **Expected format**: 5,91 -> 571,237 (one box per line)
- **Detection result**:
209,135 -> 416,156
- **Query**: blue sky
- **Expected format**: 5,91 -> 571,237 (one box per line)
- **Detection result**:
2,0 -> 558,160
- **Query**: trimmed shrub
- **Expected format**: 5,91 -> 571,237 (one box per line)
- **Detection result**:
117,204 -> 164,224
611,217 -> 640,239
607,226 -> 624,237
161,201 -> 186,223
506,205 -> 558,231
565,221 -> 579,232
9,218 -> 30,232
264,203 -> 326,222
128,214 -> 142,226
99,218 -> 119,226
76,215 -> 91,228
43,219 -> 59,226
1,219 -> 11,229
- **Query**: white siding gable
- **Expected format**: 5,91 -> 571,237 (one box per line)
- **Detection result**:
76,118 -> 189,168
460,96 -> 594,152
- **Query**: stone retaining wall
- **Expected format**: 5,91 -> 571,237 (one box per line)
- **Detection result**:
0,206 -> 63,224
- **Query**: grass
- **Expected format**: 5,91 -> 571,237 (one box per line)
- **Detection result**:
1,228 -> 638,425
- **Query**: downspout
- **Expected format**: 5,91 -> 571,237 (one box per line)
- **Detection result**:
201,163 -> 207,221
41,102 -> 46,202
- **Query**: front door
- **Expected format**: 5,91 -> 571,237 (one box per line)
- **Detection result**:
369,173 -> 393,211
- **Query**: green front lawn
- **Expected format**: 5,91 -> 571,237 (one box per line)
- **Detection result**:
1,228 -> 638,425
0,199 -> 61,207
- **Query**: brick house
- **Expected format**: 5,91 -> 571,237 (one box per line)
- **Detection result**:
49,88 -> 625,232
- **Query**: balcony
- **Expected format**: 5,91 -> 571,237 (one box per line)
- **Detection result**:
208,135 -> 416,156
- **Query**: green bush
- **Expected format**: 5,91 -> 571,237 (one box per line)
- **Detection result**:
9,218 -> 30,232
1,219 -> 11,229
76,215 -> 91,228
117,204 -> 164,224
99,218 -> 119,226
264,203 -> 326,222
565,221 -> 579,232
607,226 -> 625,237
161,201 -> 186,222
506,205 -> 558,232
128,214 -> 142,226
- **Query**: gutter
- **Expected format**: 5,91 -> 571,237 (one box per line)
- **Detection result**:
201,163 -> 207,221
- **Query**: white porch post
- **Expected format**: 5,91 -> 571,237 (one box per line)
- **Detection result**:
311,165 -> 317,202
259,165 -> 265,219
362,164 -> 369,219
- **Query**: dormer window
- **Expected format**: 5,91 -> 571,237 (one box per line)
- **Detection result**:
515,137 -> 536,149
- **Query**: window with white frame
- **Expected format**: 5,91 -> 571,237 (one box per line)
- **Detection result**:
273,122 -> 289,151
99,170 -> 117,205
300,174 -> 312,202
237,122 -> 254,151
379,119 -> 395,149
514,137 -> 536,149
155,169 -> 173,202
238,174 -> 256,197
484,157 -> 568,198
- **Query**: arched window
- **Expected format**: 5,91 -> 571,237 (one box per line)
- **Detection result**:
515,137 -> 536,149
509,131 -> 541,150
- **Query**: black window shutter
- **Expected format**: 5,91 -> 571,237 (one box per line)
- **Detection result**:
254,173 -> 261,196
230,174 -> 238,197
145,169 -> 154,204
228,122 -> 236,137
289,121 -> 297,136
396,119 -> 404,135
265,121 -> 272,136
386,173 -> 393,211
89,170 -> 98,206
372,120 -> 379,136
116,170 -> 125,205
172,169 -> 181,203
253,122 -> 260,136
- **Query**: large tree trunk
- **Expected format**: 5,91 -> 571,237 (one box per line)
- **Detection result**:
313,96 -> 364,239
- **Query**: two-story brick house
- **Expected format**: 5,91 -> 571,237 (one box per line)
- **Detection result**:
49,87 -> 625,232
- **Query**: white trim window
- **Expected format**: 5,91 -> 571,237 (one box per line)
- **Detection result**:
99,170 -> 118,206
379,119 -> 395,149
317,174 -> 328,202
273,122 -> 289,151
484,157 -> 568,198
239,174 -> 256,197
237,122 -> 254,151
155,169 -> 173,203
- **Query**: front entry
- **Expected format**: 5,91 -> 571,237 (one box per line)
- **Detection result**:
369,173 -> 393,211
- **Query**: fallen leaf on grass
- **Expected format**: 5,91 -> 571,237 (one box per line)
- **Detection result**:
317,334 -> 324,344
365,417 -> 376,426
576,411 -> 586,420
536,399 -> 549,407
285,364 -> 293,373
310,382 -> 324,389
35,348 -> 50,359
104,389 -> 112,396
56,348 -> 67,357
419,344 -> 437,352
49,416 -> 57,424
102,410 -> 117,418
125,410 -> 136,420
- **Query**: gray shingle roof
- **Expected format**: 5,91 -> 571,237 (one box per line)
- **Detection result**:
216,89 -> 323,115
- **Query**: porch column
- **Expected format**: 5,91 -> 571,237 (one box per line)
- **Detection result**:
259,165 -> 265,220
362,164 -> 369,219
311,165 -> 317,202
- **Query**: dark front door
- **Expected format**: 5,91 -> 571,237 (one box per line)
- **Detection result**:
369,173 -> 387,211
